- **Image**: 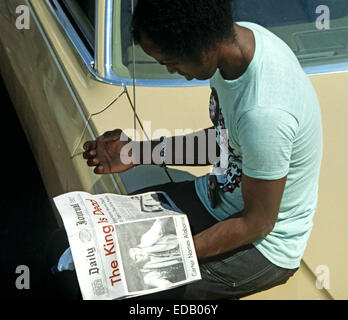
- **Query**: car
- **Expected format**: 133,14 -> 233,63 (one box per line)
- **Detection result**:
0,0 -> 347,299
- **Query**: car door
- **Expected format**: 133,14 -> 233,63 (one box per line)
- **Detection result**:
0,0 -> 212,216
0,0 -> 138,222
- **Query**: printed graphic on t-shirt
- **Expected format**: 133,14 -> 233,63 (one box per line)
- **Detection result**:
209,87 -> 242,193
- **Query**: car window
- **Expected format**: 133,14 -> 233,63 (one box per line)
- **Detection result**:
111,0 -> 184,80
112,0 -> 348,79
111,0 -> 348,80
233,0 -> 348,69
57,0 -> 95,55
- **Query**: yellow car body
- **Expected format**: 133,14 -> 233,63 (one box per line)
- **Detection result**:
0,0 -> 347,299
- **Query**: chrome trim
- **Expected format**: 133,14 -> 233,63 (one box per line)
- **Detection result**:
45,0 -> 126,86
26,0 -> 122,195
93,0 -> 100,74
61,0 -> 94,50
46,0 -> 94,69
104,0 -> 113,80
303,62 -> 348,76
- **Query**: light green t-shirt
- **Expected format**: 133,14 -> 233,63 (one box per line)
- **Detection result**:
195,22 -> 323,269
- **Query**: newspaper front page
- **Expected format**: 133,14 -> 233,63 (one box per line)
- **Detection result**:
53,191 -> 201,300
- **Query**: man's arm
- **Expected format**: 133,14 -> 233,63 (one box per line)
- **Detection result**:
83,126 -> 217,174
193,174 -> 287,259
137,126 -> 217,166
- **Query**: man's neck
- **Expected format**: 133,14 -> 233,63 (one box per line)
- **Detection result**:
217,24 -> 255,81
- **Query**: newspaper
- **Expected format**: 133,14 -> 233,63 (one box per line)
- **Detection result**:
53,191 -> 201,300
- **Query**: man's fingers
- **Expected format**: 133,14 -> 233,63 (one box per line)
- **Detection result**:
83,149 -> 97,159
94,164 -> 105,175
103,129 -> 122,138
83,130 -> 124,154
87,157 -> 100,167
83,140 -> 97,151
83,129 -> 127,175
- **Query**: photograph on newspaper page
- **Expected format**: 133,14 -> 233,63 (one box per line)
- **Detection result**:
53,191 -> 201,300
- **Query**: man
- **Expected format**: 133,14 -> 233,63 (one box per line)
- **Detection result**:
83,0 -> 323,299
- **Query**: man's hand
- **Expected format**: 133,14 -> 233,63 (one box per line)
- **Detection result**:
83,129 -> 136,174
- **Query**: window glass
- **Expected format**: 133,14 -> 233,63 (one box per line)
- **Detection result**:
58,0 -> 95,53
75,0 -> 95,27
233,0 -> 348,68
111,0 -> 348,80
111,0 -> 184,80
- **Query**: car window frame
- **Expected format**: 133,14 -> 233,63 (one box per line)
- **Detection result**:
59,0 -> 95,53
106,0 -> 348,85
47,0 -> 348,88
46,0 -> 98,77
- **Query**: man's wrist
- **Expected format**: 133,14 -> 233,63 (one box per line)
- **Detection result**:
134,140 -> 163,165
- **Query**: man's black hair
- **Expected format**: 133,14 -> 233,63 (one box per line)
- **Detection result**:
131,0 -> 235,60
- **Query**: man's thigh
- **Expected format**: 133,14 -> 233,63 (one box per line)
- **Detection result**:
183,245 -> 298,299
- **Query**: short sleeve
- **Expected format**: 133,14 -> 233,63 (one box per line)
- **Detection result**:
238,107 -> 299,180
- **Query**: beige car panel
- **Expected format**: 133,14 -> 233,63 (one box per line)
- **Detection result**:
95,0 -> 105,77
301,72 -> 348,300
0,0 -> 127,206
